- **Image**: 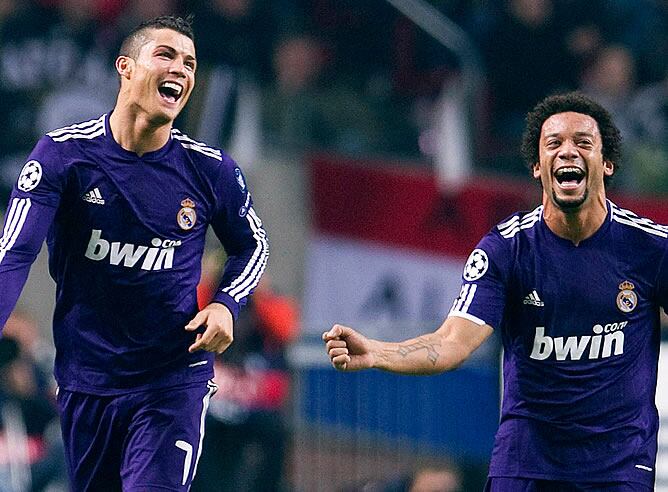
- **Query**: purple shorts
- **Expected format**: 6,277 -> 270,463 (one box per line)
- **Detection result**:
57,380 -> 217,491
484,477 -> 653,492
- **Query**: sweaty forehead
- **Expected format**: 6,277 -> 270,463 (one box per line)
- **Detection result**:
541,111 -> 600,138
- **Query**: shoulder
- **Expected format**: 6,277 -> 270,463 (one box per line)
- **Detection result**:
170,127 -> 249,187
609,201 -> 668,241
45,115 -> 106,144
494,205 -> 543,240
170,128 -> 251,202
170,128 -> 225,163
466,207 -> 542,273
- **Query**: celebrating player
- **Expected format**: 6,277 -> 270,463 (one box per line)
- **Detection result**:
0,15 -> 268,491
324,92 -> 665,490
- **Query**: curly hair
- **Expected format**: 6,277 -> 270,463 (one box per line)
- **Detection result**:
520,92 -> 622,179
119,14 -> 195,59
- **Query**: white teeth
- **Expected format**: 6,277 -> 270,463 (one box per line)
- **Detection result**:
555,167 -> 583,176
160,81 -> 183,96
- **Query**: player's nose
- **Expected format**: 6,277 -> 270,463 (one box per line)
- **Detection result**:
557,140 -> 579,161
168,57 -> 187,77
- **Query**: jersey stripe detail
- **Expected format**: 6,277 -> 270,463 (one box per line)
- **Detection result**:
221,207 -> 269,302
449,284 -> 486,325
461,284 -> 477,312
611,203 -> 668,238
228,208 -> 269,301
0,198 -> 32,264
47,116 -> 104,136
498,206 -> 543,239
47,116 -> 106,141
450,284 -> 477,315
171,130 -> 223,161
191,381 -> 218,484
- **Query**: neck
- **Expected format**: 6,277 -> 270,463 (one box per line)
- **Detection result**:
109,101 -> 172,157
542,194 -> 608,246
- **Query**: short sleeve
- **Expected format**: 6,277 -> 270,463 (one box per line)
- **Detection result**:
448,230 -> 511,329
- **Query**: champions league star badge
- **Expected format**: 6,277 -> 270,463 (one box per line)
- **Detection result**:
17,160 -> 42,192
616,280 -> 638,313
177,198 -> 197,231
463,248 -> 489,281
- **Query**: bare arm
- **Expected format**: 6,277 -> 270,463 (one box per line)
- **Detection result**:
322,316 -> 493,375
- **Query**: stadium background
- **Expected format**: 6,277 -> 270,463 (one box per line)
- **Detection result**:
0,0 -> 667,490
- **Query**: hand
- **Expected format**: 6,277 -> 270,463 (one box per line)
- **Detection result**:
185,303 -> 234,354
322,324 -> 375,371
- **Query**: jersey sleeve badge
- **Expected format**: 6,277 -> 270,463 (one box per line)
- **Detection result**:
463,248 -> 489,281
17,160 -> 43,192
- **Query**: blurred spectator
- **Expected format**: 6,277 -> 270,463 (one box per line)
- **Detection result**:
261,32 -> 420,156
602,0 -> 668,84
192,0 -> 277,81
626,70 -> 668,193
2,312 -> 54,384
301,0 -> 397,92
578,44 -> 638,188
478,0 -> 575,171
192,270 -> 300,492
0,314 -> 66,491
0,0 -> 118,204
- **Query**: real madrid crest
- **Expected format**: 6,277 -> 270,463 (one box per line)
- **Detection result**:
177,198 -> 197,231
616,280 -> 637,313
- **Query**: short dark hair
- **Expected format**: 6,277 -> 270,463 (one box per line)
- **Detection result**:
520,92 -> 622,178
119,14 -> 195,59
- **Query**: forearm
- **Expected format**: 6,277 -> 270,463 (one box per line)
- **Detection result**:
0,197 -> 54,331
370,333 -> 468,375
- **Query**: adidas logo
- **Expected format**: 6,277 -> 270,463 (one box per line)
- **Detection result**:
523,290 -> 544,307
82,187 -> 105,205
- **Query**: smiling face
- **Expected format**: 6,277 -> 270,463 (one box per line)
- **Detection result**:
533,111 -> 614,212
116,27 -> 196,125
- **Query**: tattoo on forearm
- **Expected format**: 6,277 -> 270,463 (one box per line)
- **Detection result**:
384,337 -> 441,365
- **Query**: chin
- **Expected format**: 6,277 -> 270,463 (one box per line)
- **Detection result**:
553,191 -> 588,211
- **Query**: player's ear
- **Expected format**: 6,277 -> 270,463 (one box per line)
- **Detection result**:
115,56 -> 133,80
532,162 -> 541,180
603,160 -> 614,177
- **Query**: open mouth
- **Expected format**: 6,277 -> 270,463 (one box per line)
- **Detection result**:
158,81 -> 183,104
554,166 -> 585,189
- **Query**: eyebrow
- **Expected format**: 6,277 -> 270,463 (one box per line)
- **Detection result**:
154,45 -> 197,62
543,131 -> 595,138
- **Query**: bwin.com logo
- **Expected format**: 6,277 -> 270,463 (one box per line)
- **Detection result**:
84,229 -> 181,271
530,322 -> 627,361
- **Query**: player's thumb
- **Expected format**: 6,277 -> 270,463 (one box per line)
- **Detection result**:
323,324 -> 344,340
185,311 -> 208,331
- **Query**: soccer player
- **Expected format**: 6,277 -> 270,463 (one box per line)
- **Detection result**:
323,92 -> 665,490
0,15 -> 269,491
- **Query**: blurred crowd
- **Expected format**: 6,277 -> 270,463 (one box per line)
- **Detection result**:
0,0 -> 666,205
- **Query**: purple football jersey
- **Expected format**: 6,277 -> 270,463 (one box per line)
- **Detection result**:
449,202 -> 668,487
0,114 -> 269,394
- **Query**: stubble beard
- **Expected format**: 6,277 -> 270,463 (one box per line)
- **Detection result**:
552,188 -> 588,212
